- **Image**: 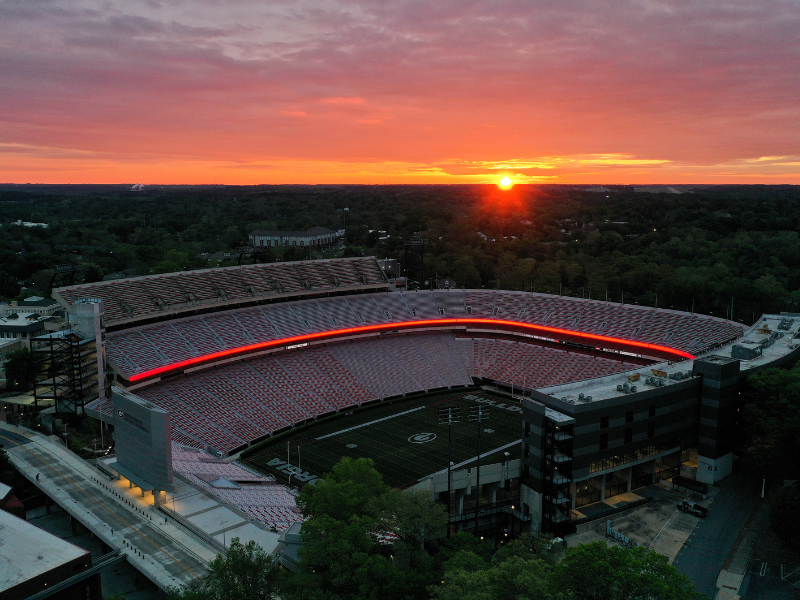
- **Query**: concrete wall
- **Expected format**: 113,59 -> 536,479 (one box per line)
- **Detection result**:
112,387 -> 173,490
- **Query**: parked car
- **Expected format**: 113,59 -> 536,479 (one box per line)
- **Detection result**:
677,500 -> 708,517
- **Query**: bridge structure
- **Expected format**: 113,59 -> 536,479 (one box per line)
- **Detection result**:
0,422 -> 217,592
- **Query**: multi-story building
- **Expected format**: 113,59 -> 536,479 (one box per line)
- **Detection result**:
249,227 -> 340,248
520,315 -> 800,536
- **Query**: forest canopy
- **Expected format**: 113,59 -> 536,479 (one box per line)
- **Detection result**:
0,183 -> 798,323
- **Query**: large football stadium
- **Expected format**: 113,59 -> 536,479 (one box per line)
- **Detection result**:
51,255 -> 800,537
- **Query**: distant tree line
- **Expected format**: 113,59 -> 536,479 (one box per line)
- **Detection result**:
0,184 -> 798,321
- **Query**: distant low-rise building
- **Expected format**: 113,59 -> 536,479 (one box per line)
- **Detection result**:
12,219 -> 48,228
0,313 -> 49,341
249,227 -> 340,248
0,297 -> 61,317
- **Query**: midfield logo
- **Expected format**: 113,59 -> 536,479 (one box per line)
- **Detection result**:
408,433 -> 437,443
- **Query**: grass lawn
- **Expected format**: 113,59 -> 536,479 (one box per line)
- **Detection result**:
244,388 -> 523,488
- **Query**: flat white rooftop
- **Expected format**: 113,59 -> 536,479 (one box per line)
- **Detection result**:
537,313 -> 800,405
0,509 -> 90,592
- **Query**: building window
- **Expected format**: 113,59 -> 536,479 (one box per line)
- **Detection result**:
599,433 -> 608,450
648,422 -> 655,438
624,428 -> 632,444
525,422 -> 531,437
524,443 -> 530,458
600,416 -> 609,429
649,405 -> 656,418
626,410 -> 634,423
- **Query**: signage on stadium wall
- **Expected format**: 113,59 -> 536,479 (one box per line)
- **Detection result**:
265,458 -> 322,484
463,394 -> 523,413
286,343 -> 309,350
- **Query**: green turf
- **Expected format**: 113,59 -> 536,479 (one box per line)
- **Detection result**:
244,389 -> 523,488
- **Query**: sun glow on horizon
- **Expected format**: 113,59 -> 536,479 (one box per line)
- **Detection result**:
499,176 -> 513,189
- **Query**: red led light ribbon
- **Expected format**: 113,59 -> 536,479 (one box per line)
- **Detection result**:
126,318 -> 694,382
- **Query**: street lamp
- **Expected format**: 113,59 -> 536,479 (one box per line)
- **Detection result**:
221,520 -> 229,548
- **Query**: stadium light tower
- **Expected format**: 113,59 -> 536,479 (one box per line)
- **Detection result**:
437,406 -> 461,530
468,404 -> 489,536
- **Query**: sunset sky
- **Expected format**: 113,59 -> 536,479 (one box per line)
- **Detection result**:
2,0 -> 799,185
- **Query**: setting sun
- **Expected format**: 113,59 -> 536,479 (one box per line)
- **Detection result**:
499,177 -> 513,189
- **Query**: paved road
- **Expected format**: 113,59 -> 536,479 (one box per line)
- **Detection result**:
741,563 -> 800,600
674,472 -> 761,599
0,428 -> 33,447
2,424 -> 214,590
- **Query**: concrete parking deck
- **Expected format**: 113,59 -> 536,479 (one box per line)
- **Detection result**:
0,423 -> 216,591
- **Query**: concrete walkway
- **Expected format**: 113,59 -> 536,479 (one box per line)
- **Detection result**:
0,423 -> 217,591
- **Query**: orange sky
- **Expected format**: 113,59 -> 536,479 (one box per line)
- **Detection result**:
1,1 -> 799,185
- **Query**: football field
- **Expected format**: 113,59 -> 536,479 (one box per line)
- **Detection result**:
244,389 -> 523,488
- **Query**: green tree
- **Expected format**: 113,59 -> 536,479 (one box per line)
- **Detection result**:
167,537 -> 280,600
289,457 -> 449,600
768,484 -> 800,549
0,271 -> 20,300
287,514 -> 398,600
296,457 -> 389,522
433,554 -> 559,600
741,364 -> 800,478
552,541 -> 705,600
3,348 -> 35,391
82,263 -> 105,283
384,489 -> 448,551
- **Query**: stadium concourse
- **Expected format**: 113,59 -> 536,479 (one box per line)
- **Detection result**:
53,256 -> 752,538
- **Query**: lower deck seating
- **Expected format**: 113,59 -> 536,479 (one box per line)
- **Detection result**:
171,444 -> 301,532
126,332 -> 642,455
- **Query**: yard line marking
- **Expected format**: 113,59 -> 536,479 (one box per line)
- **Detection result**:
432,440 -> 520,474
316,406 -> 427,440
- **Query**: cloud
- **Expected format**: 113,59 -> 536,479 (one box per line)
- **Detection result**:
0,0 -> 798,182
322,97 -> 366,104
